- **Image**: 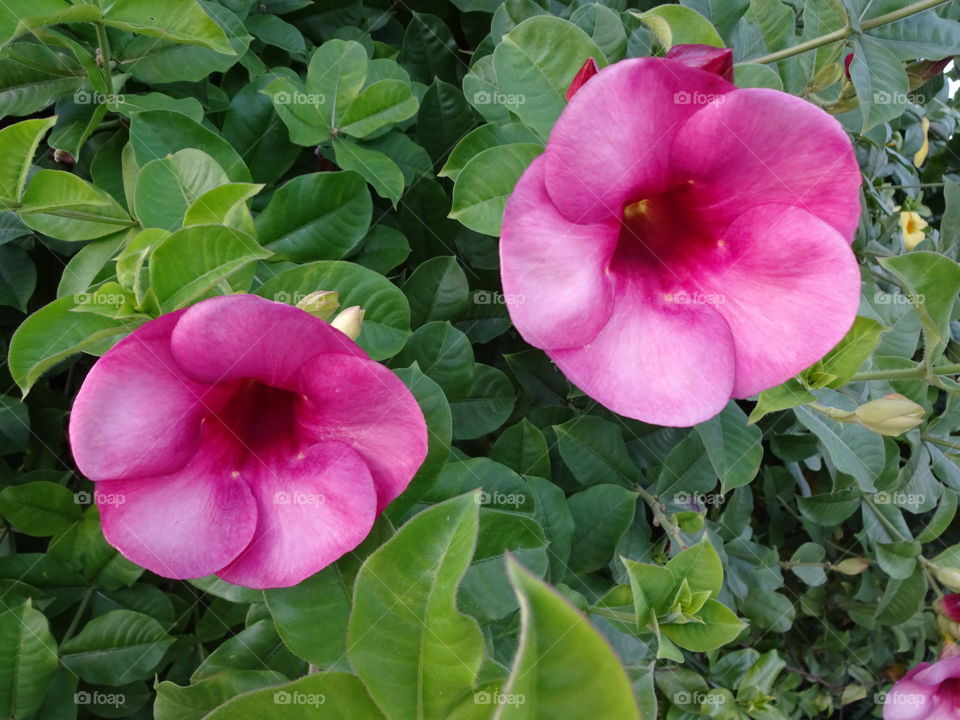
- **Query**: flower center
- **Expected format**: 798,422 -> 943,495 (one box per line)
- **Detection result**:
209,379 -> 304,456
613,182 -> 718,273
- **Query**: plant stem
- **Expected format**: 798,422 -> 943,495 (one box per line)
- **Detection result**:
851,363 -> 960,382
751,0 -> 952,65
62,586 -> 95,645
95,23 -> 114,96
635,485 -> 689,550
922,434 -> 960,452
589,607 -> 637,625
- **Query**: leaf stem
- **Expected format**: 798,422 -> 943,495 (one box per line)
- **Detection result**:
635,485 -> 689,550
922,434 -> 960,452
750,0 -> 952,65
62,586 -> 95,644
95,23 -> 113,97
851,363 -> 960,382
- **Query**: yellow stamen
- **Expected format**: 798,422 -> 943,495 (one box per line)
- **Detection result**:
623,199 -> 649,220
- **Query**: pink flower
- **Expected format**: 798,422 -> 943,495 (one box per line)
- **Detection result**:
500,56 -> 861,426
884,656 -> 960,719
68,294 -> 427,588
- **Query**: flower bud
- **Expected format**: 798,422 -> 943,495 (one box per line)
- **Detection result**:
295,291 -> 340,321
331,305 -> 364,340
664,44 -> 734,82
566,57 -> 599,100
941,594 -> 960,623
852,394 -> 925,436
935,566 -> 960,593
832,557 -> 870,575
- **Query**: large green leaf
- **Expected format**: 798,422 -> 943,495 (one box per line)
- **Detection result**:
0,601 -> 59,720
695,402 -> 763,493
255,172 -> 372,262
18,170 -> 134,241
103,0 -> 236,54
494,557 -> 641,719
60,610 -> 174,685
0,117 -> 56,208
348,493 -> 484,720
135,149 -> 230,231
204,673 -> 385,719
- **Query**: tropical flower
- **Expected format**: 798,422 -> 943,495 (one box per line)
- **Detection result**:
68,294 -> 428,588
883,656 -> 960,719
900,210 -> 928,251
500,52 -> 862,426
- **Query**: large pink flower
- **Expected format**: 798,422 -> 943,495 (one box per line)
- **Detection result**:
884,656 -> 960,719
500,53 -> 862,426
68,294 -> 427,589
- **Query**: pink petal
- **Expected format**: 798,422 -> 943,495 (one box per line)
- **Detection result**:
170,295 -> 364,391
547,270 -> 736,426
297,353 -> 428,512
543,58 -> 735,224
883,679 -> 936,720
69,311 -> 229,482
500,157 -> 617,350
216,441 -> 377,589
97,423 -> 258,579
913,656 -> 960,685
665,44 -> 733,81
672,88 -> 861,241
683,205 -> 860,398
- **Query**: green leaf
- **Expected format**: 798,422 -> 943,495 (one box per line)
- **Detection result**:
876,539 -> 922,580
553,415 -> 638,488
0,395 -> 28,455
570,4 -> 627,61
695,402 -> 762,493
879,252 -> 960,358
450,143 -> 543,236
352,225 -> 411,274
876,566 -> 925,625
496,557 -> 641,719
103,0 -> 236,55
490,419 -> 551,478
636,4 -> 724,49
666,537 -> 724,596
568,484 -> 637,573
129,111 -> 251,183
0,245 -> 35,311
18,170 -> 134,241
795,402 -> 886,492
257,260 -> 411,360
849,35 -> 910,132
60,610 -> 174,685
788,542 -> 827,586
393,321 -> 475,394
661,599 -> 745,651
0,117 -> 56,208
449,364 -> 516,440
0,1 -> 98,49
440,123 -> 541,182
401,12 -> 460,85
8,295 -> 138,394
748,378 -> 816,423
155,671 -> 288,720
149,225 -> 271,312
135,149 -> 230,231
734,62 -> 784,90
402,256 -> 470,328
819,316 -> 886,387
348,493 -> 484,720
0,481 -> 80,536
340,80 -> 419,138
183,182 -> 263,233
0,601 -> 59,720
190,619 -> 302,681
255,172 -> 371,262
493,17 -> 606,139
332,140 -> 405,206
204,673 -> 385,719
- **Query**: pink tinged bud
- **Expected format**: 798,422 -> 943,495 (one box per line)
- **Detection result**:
565,57 -> 600,101
941,595 -> 960,623
295,291 -> 340,320
852,393 -> 925,437
937,567 -> 960,593
331,305 -> 364,340
844,52 -> 853,80
664,44 -> 734,82
940,641 -> 960,659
